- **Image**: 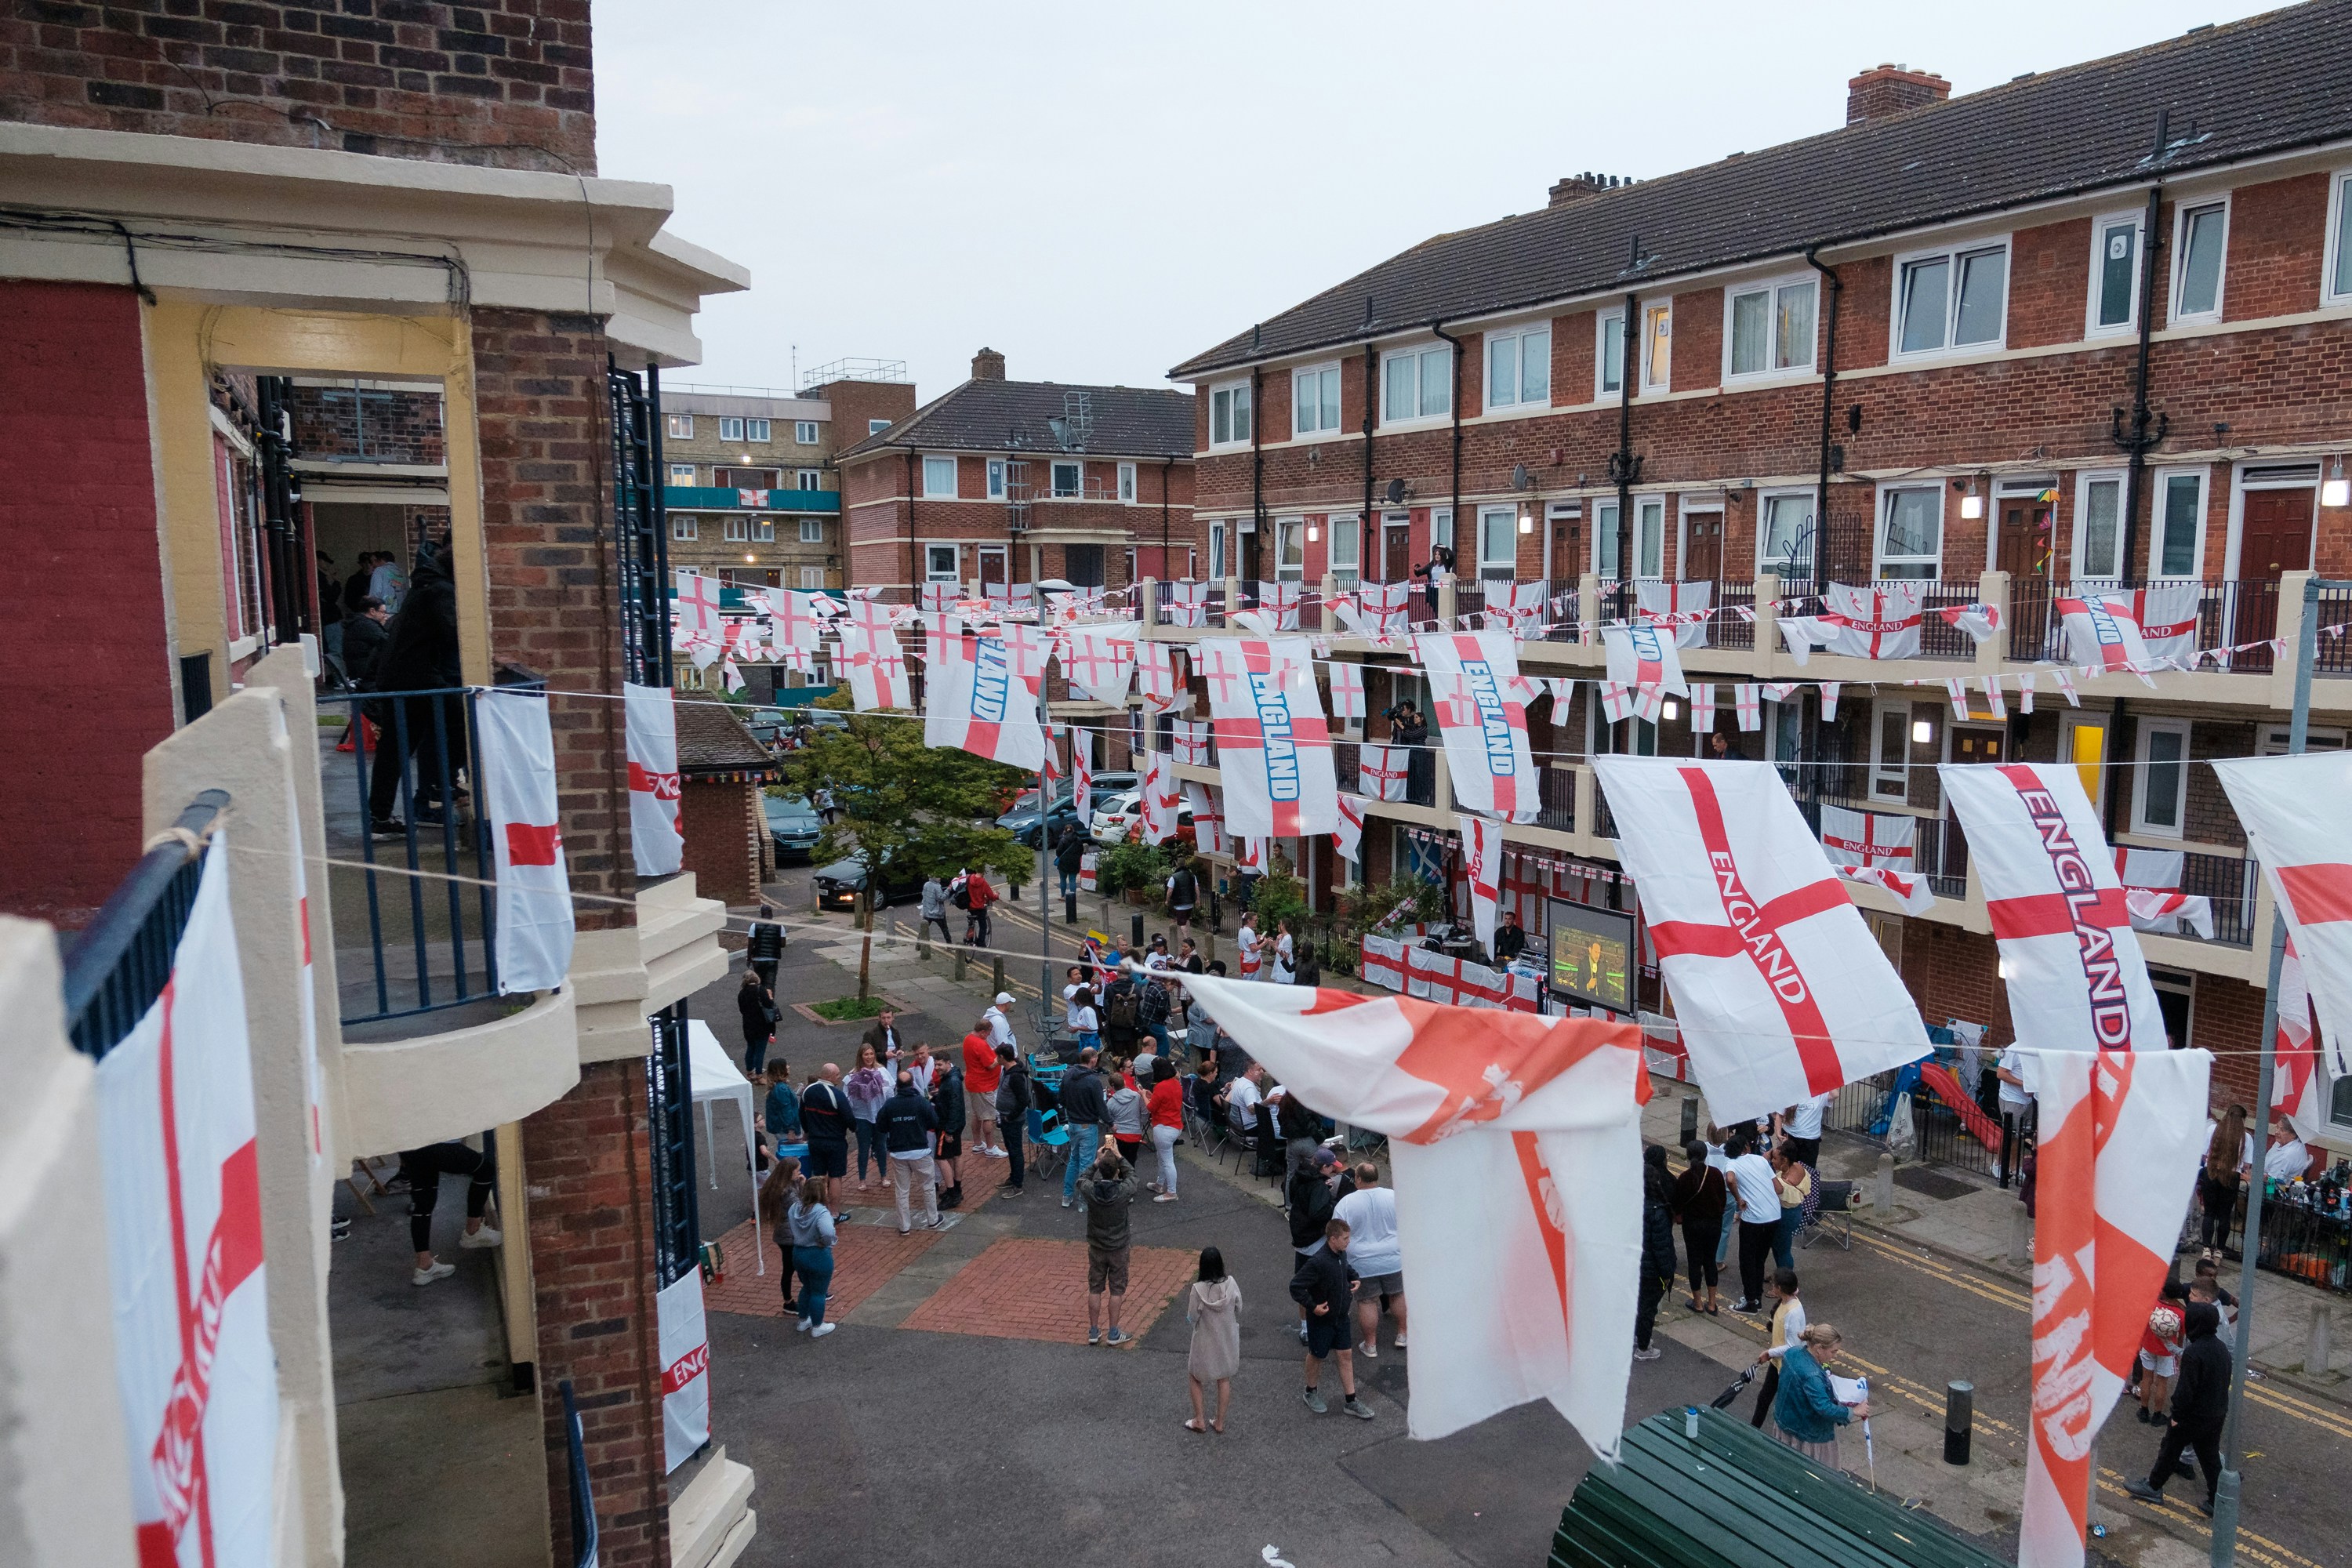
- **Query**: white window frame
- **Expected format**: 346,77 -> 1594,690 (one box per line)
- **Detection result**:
799,517 -> 823,543
745,417 -> 771,443
1208,521 -> 1228,580
666,413 -> 693,440
1595,309 -> 1627,399
2084,210 -> 2147,339
1483,323 -> 1552,411
1329,514 -> 1361,582
986,459 -> 1006,499
719,415 -> 746,443
667,462 -> 695,487
795,419 -> 820,445
1722,274 -> 1819,380
922,454 -> 959,499
750,516 -> 775,543
671,514 -> 697,541
2070,468 -> 2129,581
1592,497 -> 1621,576
2262,724 -> 2348,754
1050,459 -> 1083,499
2132,717 -> 2192,839
2151,466 -> 2209,580
1476,504 -> 1519,572
2170,196 -> 2231,325
1874,482 -> 1945,578
796,468 -> 822,491
924,543 -> 960,582
1274,517 -> 1305,581
724,515 -> 748,543
1292,362 -> 1343,435
1890,236 -> 2012,360
2223,460 -> 2323,580
1634,496 -> 1666,577
1118,461 -> 1137,503
1380,342 -> 1454,428
1209,380 -> 1252,448
868,418 -> 891,435
1870,699 -> 1913,802
1757,489 -> 1813,575
2325,169 -> 2352,307
795,566 -> 822,590
1429,506 -> 1455,554
1639,300 -> 1671,393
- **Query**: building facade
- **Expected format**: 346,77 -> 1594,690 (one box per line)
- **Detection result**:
1166,11 -> 2352,1131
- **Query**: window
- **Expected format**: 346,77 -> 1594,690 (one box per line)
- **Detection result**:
671,514 -> 697,541
986,459 -> 1006,499
1330,514 -> 1361,583
925,544 -> 960,581
1210,382 -> 1252,446
795,419 -> 820,445
2154,470 -> 2205,577
1051,459 -> 1082,498
1118,462 -> 1137,503
666,413 -> 693,440
796,468 -> 822,490
2074,471 -> 2125,579
799,566 -> 825,590
713,466 -> 779,490
2262,725 -> 2348,754
2172,201 -> 2228,322
1381,343 -> 1453,423
1596,310 -> 1626,397
2087,213 -> 2143,335
1485,325 -> 1552,409
668,463 -> 695,487
1640,303 -> 1671,391
799,517 -> 823,543
719,416 -> 746,442
922,456 -> 959,498
747,417 -> 772,442
1275,517 -> 1305,580
1478,506 -> 1518,572
1871,700 -> 1912,801
1595,499 -> 1621,575
1430,506 -> 1454,553
1294,365 -> 1342,434
1896,241 -> 2009,355
2330,172 -> 2352,305
1726,278 -> 1817,377
2133,718 -> 2190,837
868,418 -> 891,434
1876,485 -> 1942,578
1209,521 -> 1227,579
724,515 -> 747,542
1637,499 -> 1666,575
1759,492 -> 1812,574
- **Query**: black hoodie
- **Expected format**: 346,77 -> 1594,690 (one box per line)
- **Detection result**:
2170,1301 -> 2231,1429
371,546 -> 461,691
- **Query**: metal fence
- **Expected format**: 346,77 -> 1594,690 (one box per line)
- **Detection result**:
1537,764 -> 1578,833
2009,577 -> 2283,670
1817,1069 -> 2016,1182
2195,1185 -> 2352,1293
60,789 -> 230,1060
1918,579 -> 1983,659
1714,582 -> 1756,651
2182,851 -> 2262,947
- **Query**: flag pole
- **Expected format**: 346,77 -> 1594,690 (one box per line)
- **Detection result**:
2209,573 -> 2320,1564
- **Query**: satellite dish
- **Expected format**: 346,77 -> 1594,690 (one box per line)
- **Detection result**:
1384,477 -> 1407,505
1511,463 -> 1530,490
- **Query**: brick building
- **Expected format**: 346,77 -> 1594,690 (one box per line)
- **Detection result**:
0,5 -> 757,1566
673,695 -> 782,907
1163,9 -> 2352,1134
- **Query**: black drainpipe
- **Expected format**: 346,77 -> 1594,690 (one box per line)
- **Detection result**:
1431,321 -> 1464,576
2106,110 -> 2174,837
1362,343 -> 1379,576
1251,365 -> 1265,593
1609,289 -> 1641,628
1804,245 -> 1843,591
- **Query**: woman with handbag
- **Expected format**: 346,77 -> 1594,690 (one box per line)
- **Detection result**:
738,967 -> 778,1076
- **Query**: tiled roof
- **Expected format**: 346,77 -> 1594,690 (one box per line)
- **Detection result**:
1171,2 -> 2352,379
837,377 -> 1195,461
674,697 -> 774,775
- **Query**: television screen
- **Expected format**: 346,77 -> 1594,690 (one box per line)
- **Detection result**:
1547,899 -> 1635,1014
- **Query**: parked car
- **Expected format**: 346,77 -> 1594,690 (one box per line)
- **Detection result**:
762,792 -> 824,862
996,773 -> 1137,847
1091,788 -> 1195,848
812,856 -> 925,910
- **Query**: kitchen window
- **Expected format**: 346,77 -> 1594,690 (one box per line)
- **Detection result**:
1478,505 -> 1518,572
1275,517 -> 1305,580
1381,343 -> 1453,424
1118,462 -> 1137,503
1896,241 -> 2009,356
922,456 -> 958,498
2087,213 -> 2143,336
925,544 -> 960,581
2172,201 -> 2228,322
799,518 -> 823,543
2074,471 -> 2125,579
668,463 -> 695,487
1759,492 -> 1813,574
1210,381 -> 1252,446
671,514 -> 697,541
1640,302 -> 1671,391
2154,470 -> 2206,577
1051,459 -> 1082,498
1294,365 -> 1342,434
1726,278 -> 1817,377
666,413 -> 693,440
720,416 -> 746,442
795,419 -> 820,445
746,418 -> 771,443
1871,700 -> 1913,801
797,469 -> 822,490
1485,325 -> 1552,409
2132,719 -> 2191,837
1596,310 -> 1626,397
1876,485 -> 1942,578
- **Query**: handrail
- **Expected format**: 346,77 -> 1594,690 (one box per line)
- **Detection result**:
60,788 -> 232,1059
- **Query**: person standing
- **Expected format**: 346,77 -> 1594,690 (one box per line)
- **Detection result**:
1146,1060 -> 1184,1203
982,993 -> 1018,1057
1286,1149 -> 1343,1344
397,1138 -> 500,1287
1069,985 -> 1102,1057
1729,1132 -> 1781,1312
1080,1144 -> 1142,1348
342,550 -> 380,617
2137,1279 -> 2190,1425
1272,918 -> 1296,984
1105,1064 -> 1145,1171
1772,1323 -> 1867,1467
746,906 -> 785,991
1778,1090 -> 1831,1171
1634,1145 -> 1675,1361
1058,1048 -> 1110,1208
1291,1219 -> 1374,1419
1166,856 -> 1199,939
1055,820 -> 1086,902
843,1045 -> 891,1189
962,1026 -> 1004,1158
993,1044 -> 1031,1195
2199,1105 -> 2248,1257
758,1155 -> 801,1314
1671,1138 -> 1727,1314
2125,1301 -> 2228,1515
340,594 -> 390,686
876,1069 -> 942,1234
929,1054 -> 966,1209
1750,1269 -> 1806,1428
1334,1163 -> 1406,1359
737,967 -> 777,1076
1236,913 -> 1262,980
1770,1146 -> 1814,1271
860,1006 -> 906,1070
786,1175 -> 839,1338
1185,1247 -> 1242,1433
758,1061 -> 801,1150
1994,1043 -> 2034,1182
365,546 -> 463,836
798,1065 -> 851,1184
1393,703 -> 1432,807
918,874 -> 953,948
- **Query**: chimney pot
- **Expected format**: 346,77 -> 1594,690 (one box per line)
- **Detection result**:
1846,64 -> 1951,125
971,347 -> 1006,381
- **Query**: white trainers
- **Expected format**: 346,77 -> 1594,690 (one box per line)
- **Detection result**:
796,1318 -> 811,1334
809,1323 -> 837,1338
1154,1192 -> 1179,1203
459,1225 -> 503,1249
411,1261 -> 456,1287
1393,1334 -> 1408,1349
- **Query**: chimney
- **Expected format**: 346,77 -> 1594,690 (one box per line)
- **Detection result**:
971,347 -> 1006,381
1846,64 -> 1951,125
1548,171 -> 1621,208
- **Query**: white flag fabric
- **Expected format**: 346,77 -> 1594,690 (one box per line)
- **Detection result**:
1735,684 -> 1762,731
1818,804 -> 1914,869
764,586 -> 830,652
1982,673 -> 2008,719
2056,594 -> 2154,677
1783,580 -> 1926,660
1327,660 -> 1367,720
1485,579 -> 1548,637
1938,764 -> 2167,1053
1936,600 -> 2005,647
1601,622 -> 1690,699
2274,938 -> 2326,1142
481,688 -> 574,993
1415,628 -> 1521,684
674,568 -> 724,642
1635,579 -> 1711,649
1836,864 -> 1936,916
2212,750 -> 2352,1075
1233,835 -> 1265,873
1199,637 -> 1338,838
2020,1049 -> 2210,1568
1171,719 -> 1210,767
1818,682 -> 1842,721
1162,580 -> 1209,628
1691,683 -> 1715,735
1593,757 -> 1931,1122
1460,813 -> 1504,953
1062,622 -> 1141,705
1340,581 -> 1411,642
919,582 -> 956,614
97,838 -> 278,1568
1139,751 -> 1181,844
1430,668 -> 1542,822
924,633 -> 1047,770
840,625 -> 913,711
1334,795 -> 1367,863
658,1269 -> 711,1472
1137,641 -> 1184,715
1184,781 -> 1225,858
1359,742 -> 1410,803
1073,729 -> 1094,824
624,681 -> 684,878
1597,682 -> 1635,724
1254,581 -> 1302,630
2115,583 -> 2198,666
1169,971 -> 1649,1451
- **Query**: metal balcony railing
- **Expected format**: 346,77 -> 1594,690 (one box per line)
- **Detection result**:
60,789 -> 230,1059
1537,764 -> 1577,833
2008,577 -> 2282,670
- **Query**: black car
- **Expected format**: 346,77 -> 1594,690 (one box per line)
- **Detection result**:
812,857 -> 925,910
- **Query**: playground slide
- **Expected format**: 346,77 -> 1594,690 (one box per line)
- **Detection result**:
1916,1061 -> 2004,1152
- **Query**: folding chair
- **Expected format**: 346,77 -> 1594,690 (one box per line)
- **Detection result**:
1029,1106 -> 1071,1180
1800,1180 -> 1854,1250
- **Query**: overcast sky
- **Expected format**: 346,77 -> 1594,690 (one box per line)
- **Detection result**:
593,0 -> 2277,403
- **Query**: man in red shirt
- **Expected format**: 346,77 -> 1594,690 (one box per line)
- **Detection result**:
961,865 -> 997,949
963,1028 -> 1005,1158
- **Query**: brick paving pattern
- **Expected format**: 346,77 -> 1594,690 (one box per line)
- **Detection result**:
702,1217 -> 939,1320
897,1238 -> 1198,1344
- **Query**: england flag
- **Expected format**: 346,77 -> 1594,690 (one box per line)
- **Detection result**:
924,632 -> 1047,770
1430,667 -> 1541,822
2057,594 -> 2154,675
2212,750 -> 2352,1074
1062,623 -> 1141,706
624,681 -> 684,877
1199,637 -> 1339,839
1359,742 -> 1411,803
1601,622 -> 1689,699
1780,580 -> 1925,661
1137,641 -> 1184,715
840,625 -> 913,711
1636,579 -> 1711,649
480,687 -> 574,993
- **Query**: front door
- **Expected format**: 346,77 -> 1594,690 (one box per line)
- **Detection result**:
2236,487 -> 2313,648
977,544 -> 1007,592
1238,524 -> 1261,586
1384,520 -> 1412,583
1951,724 -> 2006,768
1684,511 -> 1723,583
1996,498 -> 2051,579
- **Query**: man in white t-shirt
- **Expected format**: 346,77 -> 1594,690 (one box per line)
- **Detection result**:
1222,1065 -> 1265,1140
1333,1163 -> 1406,1358
1728,1132 -> 1782,1313
1994,1044 -> 2033,1181
1779,1091 -> 1832,1169
2260,1117 -> 2311,1184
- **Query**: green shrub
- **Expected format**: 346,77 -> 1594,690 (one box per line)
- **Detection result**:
1096,840 -> 1171,897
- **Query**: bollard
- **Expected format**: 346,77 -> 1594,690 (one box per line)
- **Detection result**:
2309,1301 -> 2332,1377
2009,1201 -> 2031,1266
1131,912 -> 1145,949
992,956 -> 1006,997
1065,892 -> 1078,925
1944,1381 -> 1973,1465
1875,1151 -> 1896,1214
1679,1096 -> 1700,1147
953,946 -> 967,982
1998,1112 -> 2016,1189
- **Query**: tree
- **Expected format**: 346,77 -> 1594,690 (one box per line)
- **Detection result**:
782,695 -> 1033,887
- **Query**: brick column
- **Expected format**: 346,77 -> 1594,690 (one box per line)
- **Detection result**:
524,1059 -> 669,1568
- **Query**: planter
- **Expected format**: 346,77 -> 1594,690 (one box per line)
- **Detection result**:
789,996 -> 914,1028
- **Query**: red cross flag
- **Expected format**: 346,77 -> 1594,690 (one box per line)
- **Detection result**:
624,681 -> 684,877
840,625 -> 913,711
1818,804 -> 1913,869
1340,581 -> 1412,642
2020,1048 -> 2209,1568
1199,636 -> 1339,838
1460,812 -> 1504,953
97,837 -> 278,1568
998,622 -> 1051,688
1820,681 -> 1842,720
658,1269 -> 710,1472
1137,641 -> 1183,715
1485,579 -> 1548,637
2212,750 -> 2352,1074
1602,622 -> 1689,699
1061,623 -> 1140,705
1334,794 -> 1367,863
919,582 -> 957,614
1836,863 -> 1936,915
1594,757 -> 1932,1122
1691,683 -> 1715,734
1636,579 -> 1712,649
1327,660 -> 1366,720
1415,628 -> 1520,684
1936,600 -> 2005,647
481,688 -> 574,993
1598,682 -> 1635,724
2274,938 -> 2325,1142
923,633 -> 1047,770
1172,719 -> 1210,767
985,581 -> 1038,619
1233,834 -> 1265,873
1183,781 -> 1225,857
1140,750 -> 1181,844
1734,684 -> 1762,731
2111,847 -> 2215,940
674,568 -> 723,641
1259,581 -> 1303,630
1783,580 -> 1926,661
1431,668 -> 1541,822
1939,763 -> 2168,1052
1359,742 -> 1410,802
2056,594 -> 2153,676
1163,579 -> 1210,628
2083,583 -> 2198,666
765,586 -> 829,652
1073,729 -> 1095,824
1167,971 -> 1649,1450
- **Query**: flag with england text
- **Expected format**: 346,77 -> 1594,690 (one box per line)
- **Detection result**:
1414,628 -> 1521,684
1781,580 -> 1925,661
924,632 -> 1047,771
1601,622 -> 1690,699
1430,667 -> 1541,822
1199,636 -> 1338,838
1359,742 -> 1410,803
659,1269 -> 710,1472
1817,804 -> 1913,869
2056,594 -> 2153,676
2212,750 -> 2352,1075
481,687 -> 574,993
624,681 -> 684,878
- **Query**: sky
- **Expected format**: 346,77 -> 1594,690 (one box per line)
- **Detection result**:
593,0 -> 2281,404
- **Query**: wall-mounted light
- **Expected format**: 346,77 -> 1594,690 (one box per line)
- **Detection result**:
1519,510 -> 1534,535
1307,523 -> 1321,543
744,553 -> 756,563
1663,699 -> 1680,721
740,452 -> 753,463
2325,457 -> 2350,509
1958,474 -> 1984,520
1998,956 -> 2016,981
1911,718 -> 1933,745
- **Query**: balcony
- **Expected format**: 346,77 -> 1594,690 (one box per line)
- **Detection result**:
2005,577 -> 2281,671
665,485 -> 839,513
1537,764 -> 1578,833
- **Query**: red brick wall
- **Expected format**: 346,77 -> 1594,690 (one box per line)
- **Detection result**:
814,379 -> 918,451
1672,289 -> 1722,392
0,0 -> 595,172
470,306 -> 633,924
2223,173 -> 2328,322
292,383 -> 446,464
524,1058 -> 669,1568
0,280 -> 176,927
2197,973 -> 2266,1111
2009,219 -> 2092,349
680,779 -> 760,907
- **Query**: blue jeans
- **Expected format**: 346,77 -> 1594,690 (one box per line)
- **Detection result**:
1774,1206 -> 1802,1270
1059,869 -> 1079,896
1062,1123 -> 1102,1200
853,1119 -> 882,1181
793,1245 -> 834,1327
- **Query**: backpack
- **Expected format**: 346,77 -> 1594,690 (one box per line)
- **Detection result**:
1106,987 -> 1141,1033
951,880 -> 971,910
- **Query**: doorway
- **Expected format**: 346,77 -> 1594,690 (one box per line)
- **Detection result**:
1683,507 -> 1723,583
1996,494 -> 2052,580
1384,514 -> 1412,583
1238,523 -> 1262,586
977,544 -> 1008,591
2236,481 -> 2313,648
1950,724 -> 2006,767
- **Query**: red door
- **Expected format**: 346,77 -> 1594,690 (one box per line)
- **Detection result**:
1383,521 -> 1412,583
1685,513 -> 1722,583
2235,488 -> 2313,649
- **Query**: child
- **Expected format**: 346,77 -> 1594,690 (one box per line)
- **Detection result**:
1290,1218 -> 1374,1420
1185,1247 -> 1243,1434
